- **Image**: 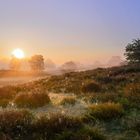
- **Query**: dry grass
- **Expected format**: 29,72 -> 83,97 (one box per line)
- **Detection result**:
60,96 -> 76,106
0,109 -> 33,139
14,89 -> 51,108
124,83 -> 140,108
33,113 -> 82,139
87,102 -> 124,120
81,81 -> 102,93
0,86 -> 17,100
0,99 -> 9,108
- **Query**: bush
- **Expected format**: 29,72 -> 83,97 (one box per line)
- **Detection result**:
87,102 -> 124,120
81,81 -> 102,93
60,97 -> 76,106
14,89 -> 50,108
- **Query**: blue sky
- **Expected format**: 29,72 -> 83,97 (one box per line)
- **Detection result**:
0,0 -> 140,63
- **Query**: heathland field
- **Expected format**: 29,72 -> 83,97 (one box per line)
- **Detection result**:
0,64 -> 140,140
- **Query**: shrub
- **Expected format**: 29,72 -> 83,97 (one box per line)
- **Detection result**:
81,81 -> 102,93
14,89 -> 50,108
87,102 -> 124,120
60,97 -> 76,106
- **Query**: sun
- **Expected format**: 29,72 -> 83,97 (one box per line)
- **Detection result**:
12,48 -> 25,59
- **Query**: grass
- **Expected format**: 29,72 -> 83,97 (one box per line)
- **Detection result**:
81,80 -> 102,93
0,86 -> 17,100
0,64 -> 139,139
123,83 -> 140,109
60,96 -> 76,106
0,109 -> 33,140
14,89 -> 51,108
55,125 -> 106,140
0,99 -> 9,108
83,93 -> 119,104
87,102 -> 124,121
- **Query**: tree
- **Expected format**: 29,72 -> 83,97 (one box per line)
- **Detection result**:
29,55 -> 44,71
10,57 -> 21,70
61,61 -> 77,72
125,39 -> 140,64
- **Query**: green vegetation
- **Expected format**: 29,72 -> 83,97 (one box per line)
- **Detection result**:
125,39 -> 140,64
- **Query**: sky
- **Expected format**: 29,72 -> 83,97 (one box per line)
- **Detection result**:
0,0 -> 140,64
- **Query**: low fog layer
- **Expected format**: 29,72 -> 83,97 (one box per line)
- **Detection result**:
0,56 -> 125,73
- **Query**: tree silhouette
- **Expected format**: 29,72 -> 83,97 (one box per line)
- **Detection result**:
125,39 -> 140,64
29,55 -> 44,71
10,56 -> 21,70
61,61 -> 77,72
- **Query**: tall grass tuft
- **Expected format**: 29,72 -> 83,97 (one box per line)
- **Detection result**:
14,89 -> 51,108
87,102 -> 124,121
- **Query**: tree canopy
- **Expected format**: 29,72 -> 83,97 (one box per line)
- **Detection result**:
10,57 -> 21,70
29,55 -> 44,71
125,39 -> 140,64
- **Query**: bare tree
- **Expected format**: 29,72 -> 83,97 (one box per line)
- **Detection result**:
29,55 -> 44,71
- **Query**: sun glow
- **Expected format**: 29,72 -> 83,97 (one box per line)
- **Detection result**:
12,48 -> 25,59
